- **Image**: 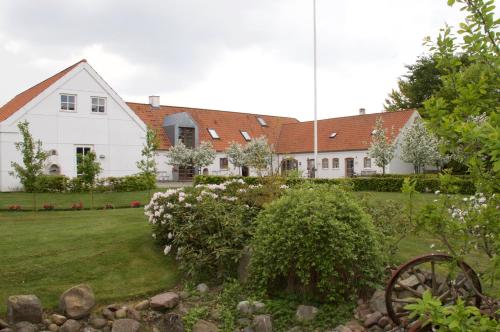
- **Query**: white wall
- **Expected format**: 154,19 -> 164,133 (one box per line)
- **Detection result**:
0,64 -> 146,191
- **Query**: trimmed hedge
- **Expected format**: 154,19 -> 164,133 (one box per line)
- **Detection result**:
35,174 -> 154,193
194,174 -> 477,194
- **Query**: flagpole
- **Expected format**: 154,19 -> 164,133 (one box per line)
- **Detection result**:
313,0 -> 318,178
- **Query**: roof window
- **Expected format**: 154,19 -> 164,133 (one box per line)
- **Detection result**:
240,130 -> 251,141
257,117 -> 267,127
208,128 -> 220,139
329,132 -> 337,138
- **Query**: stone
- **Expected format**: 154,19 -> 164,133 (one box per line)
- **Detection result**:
59,320 -> 81,332
150,292 -> 180,311
196,283 -> 209,294
237,318 -> 251,326
295,305 -> 318,322
330,326 -> 353,332
356,308 -> 372,321
252,315 -> 272,332
253,302 -> 265,313
48,324 -> 59,332
345,320 -> 365,332
126,308 -> 141,321
50,315 -> 66,326
133,300 -> 149,311
6,295 -> 43,324
237,246 -> 251,283
102,308 -> 114,320
0,329 -> 14,332
377,316 -> 390,328
14,322 -> 38,332
111,319 -> 140,332
59,284 -> 96,319
156,313 -> 184,332
369,290 -> 387,315
90,318 -> 108,329
236,301 -> 253,316
82,327 -> 99,332
106,304 -> 122,312
192,320 -> 218,332
0,320 -> 8,329
395,275 -> 419,290
114,308 -> 127,319
364,312 -> 383,328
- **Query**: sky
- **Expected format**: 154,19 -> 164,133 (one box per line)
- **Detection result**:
0,0 -> 466,121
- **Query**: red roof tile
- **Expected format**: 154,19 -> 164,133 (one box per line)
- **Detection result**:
275,109 -> 416,154
0,59 -> 86,122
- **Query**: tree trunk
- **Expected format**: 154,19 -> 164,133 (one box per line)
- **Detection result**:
32,192 -> 37,212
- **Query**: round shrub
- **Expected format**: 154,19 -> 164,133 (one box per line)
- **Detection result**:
249,185 -> 384,302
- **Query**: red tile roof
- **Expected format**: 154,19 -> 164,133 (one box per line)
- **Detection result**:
127,102 -> 300,151
0,59 -> 86,122
275,109 -> 416,154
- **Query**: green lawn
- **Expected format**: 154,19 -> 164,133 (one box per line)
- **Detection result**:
0,208 -> 179,314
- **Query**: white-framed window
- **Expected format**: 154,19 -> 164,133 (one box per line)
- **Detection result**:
257,117 -> 267,127
91,97 -> 106,113
240,130 -> 251,141
364,157 -> 371,168
332,158 -> 339,169
322,158 -> 329,169
207,128 -> 220,139
60,94 -> 76,112
220,157 -> 229,170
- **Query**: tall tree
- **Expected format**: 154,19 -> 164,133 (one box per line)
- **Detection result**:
423,0 -> 499,191
368,117 -> 396,175
10,121 -> 48,211
137,127 -> 159,198
79,151 -> 102,209
226,142 -> 246,175
400,120 -> 441,174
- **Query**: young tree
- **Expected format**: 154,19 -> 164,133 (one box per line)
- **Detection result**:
166,141 -> 216,175
79,151 -> 102,209
400,120 -> 441,174
368,117 -> 396,175
225,141 -> 246,175
165,141 -> 193,167
10,121 -> 48,211
243,136 -> 272,176
137,127 -> 159,197
192,141 -> 216,172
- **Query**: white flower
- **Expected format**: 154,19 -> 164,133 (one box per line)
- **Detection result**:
434,190 -> 440,195
152,233 -> 156,239
168,232 -> 173,239
430,244 -> 435,249
280,184 -> 289,189
185,203 -> 192,208
164,245 -> 172,255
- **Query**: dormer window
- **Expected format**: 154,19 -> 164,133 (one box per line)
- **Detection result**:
60,94 -> 76,112
240,130 -> 251,141
257,117 -> 267,127
329,132 -> 337,138
208,128 -> 220,139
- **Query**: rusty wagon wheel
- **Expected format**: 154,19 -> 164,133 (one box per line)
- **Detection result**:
385,253 -> 482,330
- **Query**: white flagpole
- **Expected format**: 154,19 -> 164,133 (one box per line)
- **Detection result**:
313,0 -> 318,178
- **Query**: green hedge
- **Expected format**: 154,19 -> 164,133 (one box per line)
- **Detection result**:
194,175 -> 477,194
35,174 -> 154,193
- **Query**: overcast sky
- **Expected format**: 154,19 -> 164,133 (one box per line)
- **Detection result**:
0,0 -> 465,121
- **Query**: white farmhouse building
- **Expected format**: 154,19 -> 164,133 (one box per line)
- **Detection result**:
0,60 -> 419,191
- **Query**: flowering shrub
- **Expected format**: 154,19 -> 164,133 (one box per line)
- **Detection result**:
145,178 -> 286,280
71,202 -> 83,210
130,201 -> 142,208
249,185 -> 384,302
42,203 -> 55,210
9,204 -> 21,211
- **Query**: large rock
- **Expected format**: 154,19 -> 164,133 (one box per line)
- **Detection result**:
192,320 -> 218,332
369,290 -> 387,315
196,284 -> 209,294
7,295 -> 43,324
295,305 -> 318,322
252,315 -> 272,332
111,319 -> 140,332
133,300 -> 149,311
150,292 -> 179,311
59,320 -> 81,332
59,284 -> 96,319
364,312 -> 383,328
0,320 -> 9,329
90,318 -> 108,329
14,322 -> 38,332
50,315 -> 67,326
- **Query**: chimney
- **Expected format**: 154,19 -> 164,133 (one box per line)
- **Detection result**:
359,108 -> 366,115
149,96 -> 160,108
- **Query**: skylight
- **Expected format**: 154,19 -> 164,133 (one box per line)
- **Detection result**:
329,132 -> 337,138
371,129 -> 377,135
240,130 -> 251,141
208,128 -> 220,139
257,117 -> 267,127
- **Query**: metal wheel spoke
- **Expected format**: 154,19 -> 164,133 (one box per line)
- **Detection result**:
396,281 -> 423,298
410,267 -> 430,290
391,298 -> 418,304
431,260 -> 437,296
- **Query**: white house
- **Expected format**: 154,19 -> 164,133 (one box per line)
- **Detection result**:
0,60 -> 419,191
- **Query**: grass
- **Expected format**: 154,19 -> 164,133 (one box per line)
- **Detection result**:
0,208 -> 179,314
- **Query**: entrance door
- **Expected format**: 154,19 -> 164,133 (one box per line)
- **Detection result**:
307,159 -> 315,178
345,158 -> 354,177
241,166 -> 249,177
178,166 -> 195,181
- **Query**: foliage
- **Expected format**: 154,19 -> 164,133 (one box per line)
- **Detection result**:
182,306 -> 209,332
145,179 -> 287,280
242,136 -> 272,176
165,141 -> 216,172
384,56 -> 444,113
136,127 -> 159,191
36,175 -> 69,193
10,121 -> 48,193
101,175 -> 153,192
406,290 -> 498,331
368,117 -> 396,174
78,151 -> 102,209
225,141 -> 246,175
249,185 -> 384,302
33,174 -> 153,193
423,0 -> 500,191
400,119 -> 443,173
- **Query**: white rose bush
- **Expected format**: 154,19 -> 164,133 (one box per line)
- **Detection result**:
145,178 -> 286,280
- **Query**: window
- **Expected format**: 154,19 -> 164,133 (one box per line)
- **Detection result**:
76,146 -> 92,175
322,158 -> 329,169
332,158 -> 339,169
329,132 -> 337,138
179,127 -> 195,148
61,94 -> 76,112
208,128 -> 220,139
240,130 -> 251,141
220,157 -> 228,170
364,157 -> 371,168
91,97 -> 106,113
257,117 -> 267,127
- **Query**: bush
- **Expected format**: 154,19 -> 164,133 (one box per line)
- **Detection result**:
36,175 -> 69,193
100,175 -> 154,192
130,201 -> 142,208
249,185 -> 384,302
